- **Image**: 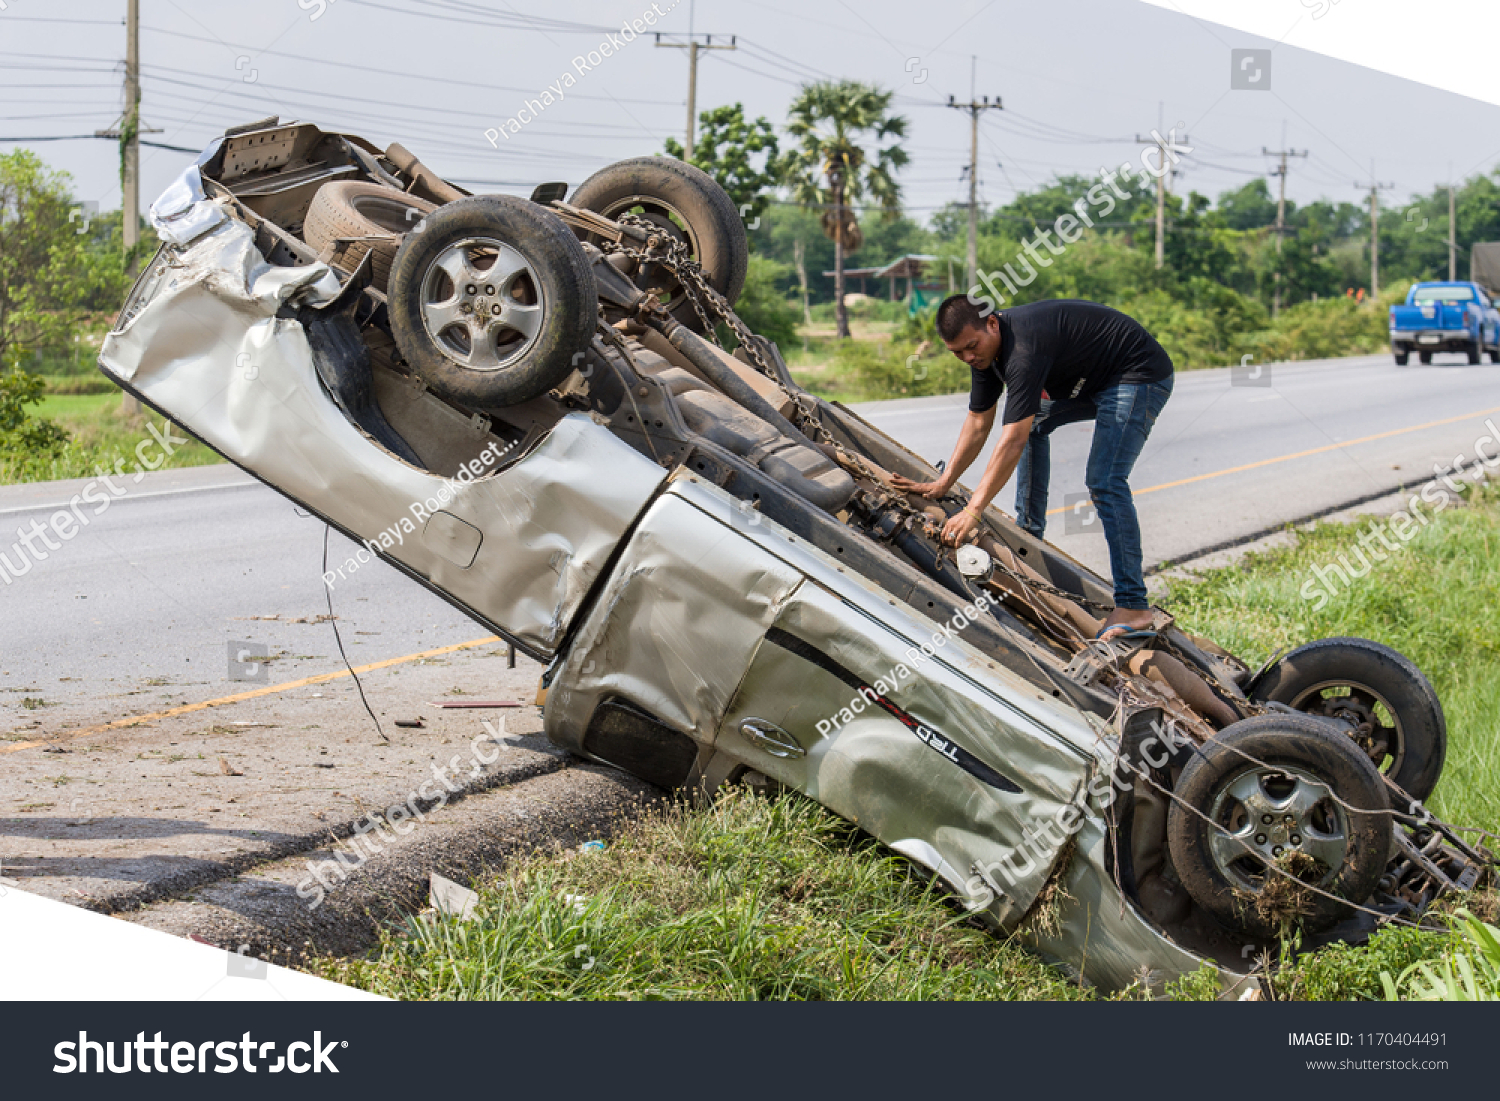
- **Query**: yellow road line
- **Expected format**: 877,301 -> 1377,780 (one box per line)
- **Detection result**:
1045,405 -> 1500,517
1,636 -> 501,756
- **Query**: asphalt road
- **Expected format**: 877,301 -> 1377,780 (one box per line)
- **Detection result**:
0,464 -> 483,738
3,350 -> 1496,735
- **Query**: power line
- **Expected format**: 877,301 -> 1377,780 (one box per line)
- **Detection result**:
736,39 -> 832,82
713,53 -> 803,88
342,0 -> 615,34
136,25 -> 683,107
136,72 -> 661,139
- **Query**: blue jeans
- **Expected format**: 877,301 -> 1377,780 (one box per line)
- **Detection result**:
1013,376 -> 1174,611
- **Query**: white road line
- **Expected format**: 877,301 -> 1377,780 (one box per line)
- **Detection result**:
0,480 -> 259,518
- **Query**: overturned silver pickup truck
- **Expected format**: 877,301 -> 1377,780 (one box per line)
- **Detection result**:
101,118 -> 1492,993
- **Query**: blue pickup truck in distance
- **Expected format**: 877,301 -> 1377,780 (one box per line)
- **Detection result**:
1389,281 -> 1500,365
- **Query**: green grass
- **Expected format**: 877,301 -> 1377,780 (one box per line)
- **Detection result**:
33,390 -> 118,420
1,388 -> 220,485
316,789 -> 1091,1001
315,448 -> 1500,1002
1159,484 -> 1500,834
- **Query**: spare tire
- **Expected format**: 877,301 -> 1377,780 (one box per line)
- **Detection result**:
304,180 -> 437,291
387,195 -> 597,410
1167,713 -> 1391,939
568,156 -> 747,331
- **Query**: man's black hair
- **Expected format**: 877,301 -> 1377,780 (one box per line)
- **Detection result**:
936,294 -> 995,341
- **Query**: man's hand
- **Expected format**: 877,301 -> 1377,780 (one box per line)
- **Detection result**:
890,474 -> 948,499
941,507 -> 981,546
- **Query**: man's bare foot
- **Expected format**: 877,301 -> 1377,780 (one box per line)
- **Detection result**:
1096,608 -> 1154,641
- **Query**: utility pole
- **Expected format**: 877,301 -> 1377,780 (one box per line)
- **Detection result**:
124,0 -> 140,273
97,0 -> 159,417
1263,144 -> 1307,317
1154,148 -> 1165,269
96,0 -> 161,274
793,238 -> 812,328
1446,181 -> 1458,282
947,60 -> 1002,290
653,32 -> 736,161
1355,171 -> 1395,298
1135,125 -> 1187,270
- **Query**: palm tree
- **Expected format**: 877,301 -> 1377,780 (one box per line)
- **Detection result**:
782,81 -> 908,339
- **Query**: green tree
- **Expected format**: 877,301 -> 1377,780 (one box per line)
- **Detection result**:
1216,177 -> 1278,231
931,200 -> 983,241
1,149 -> 128,370
1162,191 -> 1243,286
0,149 -> 129,471
725,254 -> 801,353
781,80 -> 908,338
1376,171 -> 1500,285
664,103 -> 780,233
1273,205 -> 1344,305
857,211 -> 931,273
990,174 -> 1098,235
749,202 -> 833,308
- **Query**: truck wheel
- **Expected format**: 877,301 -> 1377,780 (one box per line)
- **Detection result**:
303,181 -> 438,291
1468,340 -> 1482,365
1167,714 -> 1391,939
1393,350 -> 1409,366
1250,636 -> 1446,802
387,195 -> 597,409
1419,351 -> 1433,364
568,156 -> 748,332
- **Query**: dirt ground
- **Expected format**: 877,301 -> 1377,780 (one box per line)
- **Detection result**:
0,640 -> 656,956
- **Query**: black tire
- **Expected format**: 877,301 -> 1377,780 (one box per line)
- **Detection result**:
303,181 -> 437,291
387,195 -> 597,410
1468,340 -> 1482,365
568,156 -> 748,331
1488,347 -> 1499,364
1167,714 -> 1391,939
1250,637 -> 1446,802
1419,350 -> 1433,364
1394,350 -> 1409,366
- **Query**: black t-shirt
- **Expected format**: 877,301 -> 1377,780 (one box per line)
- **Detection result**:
968,299 -> 1174,424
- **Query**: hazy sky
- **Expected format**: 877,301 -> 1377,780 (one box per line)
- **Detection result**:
2,0 -> 1497,223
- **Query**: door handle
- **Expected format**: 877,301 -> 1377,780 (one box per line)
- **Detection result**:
738,718 -> 806,759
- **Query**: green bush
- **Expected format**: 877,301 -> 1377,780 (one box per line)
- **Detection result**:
0,367 -> 68,478
837,337 -> 969,400
809,295 -> 908,324
1244,291 -> 1397,364
1382,909 -> 1500,1001
727,253 -> 802,354
897,304 -> 938,345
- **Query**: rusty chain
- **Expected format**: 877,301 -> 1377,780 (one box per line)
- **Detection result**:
605,214 -> 933,525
